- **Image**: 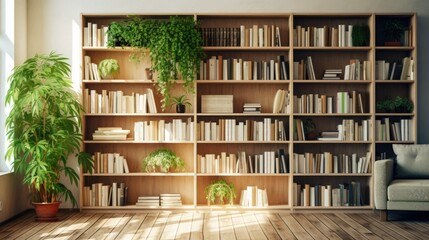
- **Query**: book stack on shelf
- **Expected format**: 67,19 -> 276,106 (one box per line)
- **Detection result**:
83,22 -> 108,47
91,152 -> 130,174
84,56 -> 101,80
243,103 -> 261,113
200,24 -> 282,47
293,91 -> 365,114
197,118 -> 287,141
375,57 -> 414,80
240,186 -> 268,207
198,149 -> 289,174
199,55 -> 289,80
315,119 -> 371,141
83,88 -> 157,114
294,181 -> 363,207
317,131 -> 341,141
293,56 -> 316,80
293,151 -> 371,174
83,182 -> 128,207
293,24 -> 363,47
375,118 -> 413,141
160,193 -> 182,207
134,118 -> 194,142
322,69 -> 342,80
92,127 -> 130,141
136,196 -> 160,207
344,59 -> 371,80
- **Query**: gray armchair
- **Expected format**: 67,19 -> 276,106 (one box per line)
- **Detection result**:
374,144 -> 429,221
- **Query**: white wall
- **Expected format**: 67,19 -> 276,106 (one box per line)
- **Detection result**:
25,0 -> 429,208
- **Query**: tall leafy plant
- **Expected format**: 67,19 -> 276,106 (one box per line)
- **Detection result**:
5,52 -> 93,207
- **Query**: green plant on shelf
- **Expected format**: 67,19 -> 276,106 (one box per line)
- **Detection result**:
98,59 -> 120,79
376,96 -> 413,113
351,24 -> 370,46
205,179 -> 237,205
142,148 -> 186,173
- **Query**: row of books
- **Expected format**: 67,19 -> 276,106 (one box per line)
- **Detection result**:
83,22 -> 108,47
198,149 -> 289,174
293,91 -> 365,114
293,24 -> 359,47
293,152 -> 371,174
344,59 -> 371,80
375,118 -> 413,141
84,56 -> 102,80
136,194 -> 182,207
134,118 -> 194,142
200,25 -> 282,47
197,118 -> 288,142
375,57 -> 414,80
83,88 -> 157,114
199,55 -> 289,81
90,152 -> 130,174
316,119 -> 372,141
240,186 -> 268,207
83,182 -> 128,207
92,127 -> 131,141
293,181 -> 364,207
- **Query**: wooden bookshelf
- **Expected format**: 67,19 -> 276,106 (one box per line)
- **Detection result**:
80,13 -> 417,211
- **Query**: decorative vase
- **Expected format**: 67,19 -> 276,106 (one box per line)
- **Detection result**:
176,104 -> 186,113
33,202 -> 61,221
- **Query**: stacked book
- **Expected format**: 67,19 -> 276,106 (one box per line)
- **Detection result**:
322,69 -> 342,80
92,127 -> 130,141
160,193 -> 182,207
136,196 -> 160,207
243,103 -> 261,113
317,131 -> 340,141
240,186 -> 268,207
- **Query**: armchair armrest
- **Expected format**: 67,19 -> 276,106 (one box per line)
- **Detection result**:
374,159 -> 394,210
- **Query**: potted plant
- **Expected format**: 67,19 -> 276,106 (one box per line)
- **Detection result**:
98,59 -> 120,79
171,94 -> 192,113
376,96 -> 413,113
303,118 -> 317,140
142,148 -> 186,173
351,24 -> 370,46
383,20 -> 408,46
204,179 -> 237,205
107,16 -> 204,111
5,52 -> 93,220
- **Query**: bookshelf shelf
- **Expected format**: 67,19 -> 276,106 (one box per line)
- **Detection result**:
80,13 -> 417,211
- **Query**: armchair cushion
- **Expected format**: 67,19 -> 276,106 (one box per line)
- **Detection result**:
388,179 -> 429,202
393,144 -> 429,179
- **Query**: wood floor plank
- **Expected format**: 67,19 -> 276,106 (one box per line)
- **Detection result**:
265,213 -> 296,240
292,213 -> 329,240
105,213 -> 134,240
324,213 -> 369,240
313,213 -> 354,240
203,212 -> 220,240
37,213 -> 94,240
175,212 -> 193,240
1,217 -> 44,239
160,212 -> 182,239
218,212 -> 236,240
242,212 -> 267,240
89,213 -> 126,239
76,213 -> 114,239
347,213 -> 403,240
0,210 -> 34,232
132,212 -> 159,240
25,211 -> 80,240
64,213 -> 103,240
0,211 -> 40,239
302,214 -> 342,240
364,212 -> 426,240
146,212 -> 169,239
230,212 -> 250,240
190,212 -> 204,240
254,213 -> 281,240
336,213 -> 383,240
279,213 -> 312,240
114,213 -> 147,240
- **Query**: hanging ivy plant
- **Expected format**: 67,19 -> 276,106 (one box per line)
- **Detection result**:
106,16 -> 204,110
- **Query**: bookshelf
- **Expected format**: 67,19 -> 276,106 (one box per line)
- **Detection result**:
80,13 -> 417,211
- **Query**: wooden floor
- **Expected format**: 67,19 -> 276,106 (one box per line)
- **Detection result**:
1,210 -> 429,239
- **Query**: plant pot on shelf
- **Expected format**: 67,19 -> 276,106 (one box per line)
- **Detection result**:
384,41 -> 401,46
176,104 -> 186,113
33,202 -> 61,221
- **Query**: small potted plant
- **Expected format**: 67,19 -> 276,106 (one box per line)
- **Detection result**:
205,179 -> 237,206
171,94 -> 192,113
383,20 -> 408,46
142,148 -> 186,173
98,59 -> 120,79
303,118 -> 317,140
5,52 -> 93,220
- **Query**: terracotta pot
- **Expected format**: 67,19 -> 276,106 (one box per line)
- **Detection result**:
33,202 -> 61,221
